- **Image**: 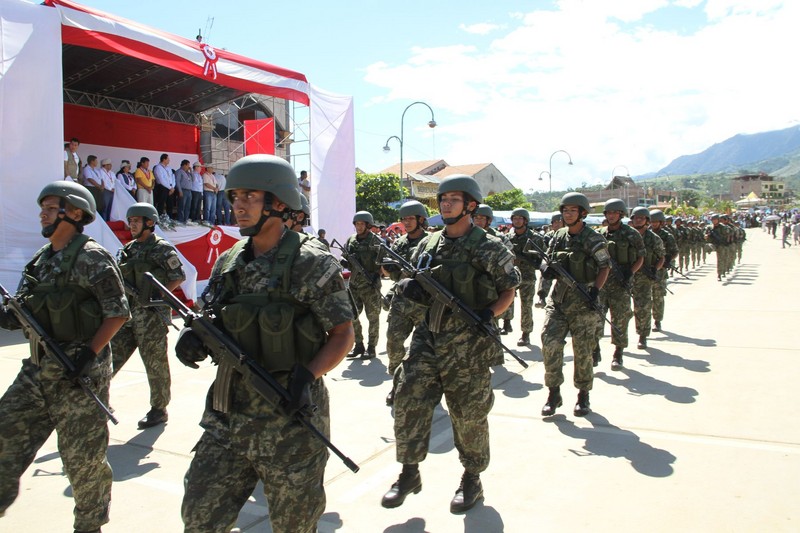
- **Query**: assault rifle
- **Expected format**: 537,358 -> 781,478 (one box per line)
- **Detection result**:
142,273 -> 360,474
641,266 -> 674,295
668,265 -> 691,280
376,243 -> 528,369
0,283 -> 118,424
331,239 -> 391,311
123,279 -> 179,331
525,239 -> 623,337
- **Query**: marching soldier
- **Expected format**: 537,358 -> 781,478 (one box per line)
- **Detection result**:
0,181 -> 129,532
111,202 -> 185,429
540,193 -> 610,417
288,194 -> 310,233
649,210 -> 678,332
508,207 -> 545,347
472,204 -> 514,334
595,199 -> 645,370
343,211 -> 384,359
382,175 -> 519,513
536,212 -> 563,308
706,214 -> 732,281
674,218 -> 691,273
630,207 -> 665,349
384,200 -> 429,406
174,154 -> 354,533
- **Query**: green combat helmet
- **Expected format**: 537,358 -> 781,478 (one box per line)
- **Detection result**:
38,180 -> 97,224
511,208 -> 530,221
649,210 -> 666,222
630,206 -> 651,220
559,192 -> 591,214
474,204 -> 494,219
398,200 -> 428,219
551,212 -> 563,223
226,154 -> 302,210
603,198 -> 627,214
353,211 -> 375,226
127,202 -> 159,222
437,174 -> 482,224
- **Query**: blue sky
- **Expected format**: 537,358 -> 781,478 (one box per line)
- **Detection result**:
68,0 -> 799,191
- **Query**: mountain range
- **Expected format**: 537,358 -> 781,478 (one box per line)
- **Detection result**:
636,124 -> 800,180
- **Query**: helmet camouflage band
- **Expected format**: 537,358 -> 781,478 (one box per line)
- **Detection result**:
37,181 -> 96,224
225,154 -> 302,210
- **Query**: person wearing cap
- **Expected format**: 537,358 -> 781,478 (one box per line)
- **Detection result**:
202,164 -> 218,226
649,210 -> 677,332
174,154 -> 354,533
539,193 -> 609,418
99,158 -> 116,221
190,162 -> 204,223
175,159 -> 194,224
629,207 -> 665,349
116,160 -> 136,197
595,198 -> 645,370
535,212 -> 563,307
110,202 -> 185,429
343,210 -> 384,359
382,175 -> 519,514
383,200 -> 430,406
0,181 -> 129,532
509,206 -> 545,346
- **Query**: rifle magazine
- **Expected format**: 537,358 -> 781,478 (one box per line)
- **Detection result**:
212,360 -> 235,414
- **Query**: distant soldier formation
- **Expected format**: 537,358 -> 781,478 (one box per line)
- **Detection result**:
0,163 -> 748,531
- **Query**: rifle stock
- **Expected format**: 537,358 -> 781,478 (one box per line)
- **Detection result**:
142,273 -> 360,473
0,283 -> 118,424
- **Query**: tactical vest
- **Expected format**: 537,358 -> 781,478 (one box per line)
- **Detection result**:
213,231 -> 325,374
422,226 -> 498,310
118,235 -> 168,298
345,233 -> 381,274
552,228 -> 600,284
603,227 -> 634,266
22,234 -> 102,343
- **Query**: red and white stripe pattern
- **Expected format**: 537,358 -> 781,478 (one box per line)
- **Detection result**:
46,0 -> 310,105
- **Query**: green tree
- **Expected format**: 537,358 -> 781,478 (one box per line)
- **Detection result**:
484,188 -> 531,211
355,171 -> 406,224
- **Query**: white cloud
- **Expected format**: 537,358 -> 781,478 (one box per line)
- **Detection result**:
459,22 -> 501,35
363,2 -> 800,191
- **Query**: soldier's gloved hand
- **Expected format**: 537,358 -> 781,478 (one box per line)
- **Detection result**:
539,263 -> 558,280
0,307 -> 21,331
398,278 -> 427,303
67,345 -> 96,380
175,328 -> 208,369
284,363 -> 316,417
588,286 -> 600,307
340,259 -> 350,269
477,308 -> 497,333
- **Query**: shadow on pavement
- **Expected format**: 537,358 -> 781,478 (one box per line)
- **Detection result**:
491,365 -> 542,399
0,329 -> 27,348
383,517 -> 429,532
626,347 -> 710,373
550,413 -> 676,477
595,368 -> 698,403
464,502 -> 505,532
339,357 -> 392,387
655,329 -> 716,348
107,424 -> 166,481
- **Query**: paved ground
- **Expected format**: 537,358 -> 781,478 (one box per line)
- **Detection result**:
1,228 -> 799,532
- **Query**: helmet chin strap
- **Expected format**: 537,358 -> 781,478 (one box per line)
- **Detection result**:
240,195 -> 289,237
41,199 -> 82,237
442,205 -> 475,225
131,219 -> 155,240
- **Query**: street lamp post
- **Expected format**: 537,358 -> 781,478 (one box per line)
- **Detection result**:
381,101 -> 437,199
539,149 -> 573,193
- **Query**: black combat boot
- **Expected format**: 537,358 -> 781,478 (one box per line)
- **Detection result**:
381,464 -> 422,508
501,319 -> 513,335
138,408 -> 168,429
574,390 -> 591,417
637,335 -> 647,349
364,344 -> 377,359
611,346 -> 623,370
541,386 -> 562,417
592,346 -> 601,367
653,320 -> 662,332
348,342 -> 365,358
449,471 -> 483,513
517,332 -> 530,347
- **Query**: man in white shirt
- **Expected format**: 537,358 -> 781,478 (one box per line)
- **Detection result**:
81,155 -> 105,217
64,137 -> 81,181
153,153 -> 175,220
99,158 -> 116,221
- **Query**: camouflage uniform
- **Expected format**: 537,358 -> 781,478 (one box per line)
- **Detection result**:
0,236 -> 129,531
509,229 -> 544,335
674,223 -> 691,272
707,221 -> 732,279
345,231 -> 383,349
596,223 -> 645,349
486,227 -> 514,325
393,227 -> 519,474
536,228 -> 557,301
541,224 -> 610,391
182,228 -> 353,533
385,232 -> 427,374
652,228 -> 677,325
689,223 -> 702,267
632,229 -> 665,339
111,234 -> 185,411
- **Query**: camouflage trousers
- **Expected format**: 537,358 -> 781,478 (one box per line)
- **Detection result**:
394,320 -> 495,474
679,245 -> 691,271
541,285 -> 599,391
632,272 -> 655,337
652,269 -> 668,322
715,245 -> 732,277
513,280 -> 536,333
737,242 -> 744,263
595,277 -> 633,348
111,306 -> 171,409
350,286 -> 381,347
537,275 -> 553,301
691,244 -> 701,266
0,356 -> 112,531
182,380 -> 330,533
386,293 -> 426,374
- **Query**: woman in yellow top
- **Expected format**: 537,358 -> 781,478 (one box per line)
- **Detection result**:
134,157 -> 155,204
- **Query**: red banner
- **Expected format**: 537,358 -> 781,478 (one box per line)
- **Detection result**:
244,118 -> 275,156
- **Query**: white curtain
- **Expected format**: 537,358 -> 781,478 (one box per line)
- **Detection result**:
310,85 -> 356,250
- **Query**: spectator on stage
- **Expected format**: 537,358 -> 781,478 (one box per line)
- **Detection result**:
175,159 -> 193,224
190,162 -> 204,223
116,160 -> 136,197
81,155 -> 105,217
99,158 -> 116,221
64,137 -> 81,181
202,164 -> 218,226
215,172 -> 232,225
298,169 -> 311,203
153,153 -> 175,219
134,157 -> 155,205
